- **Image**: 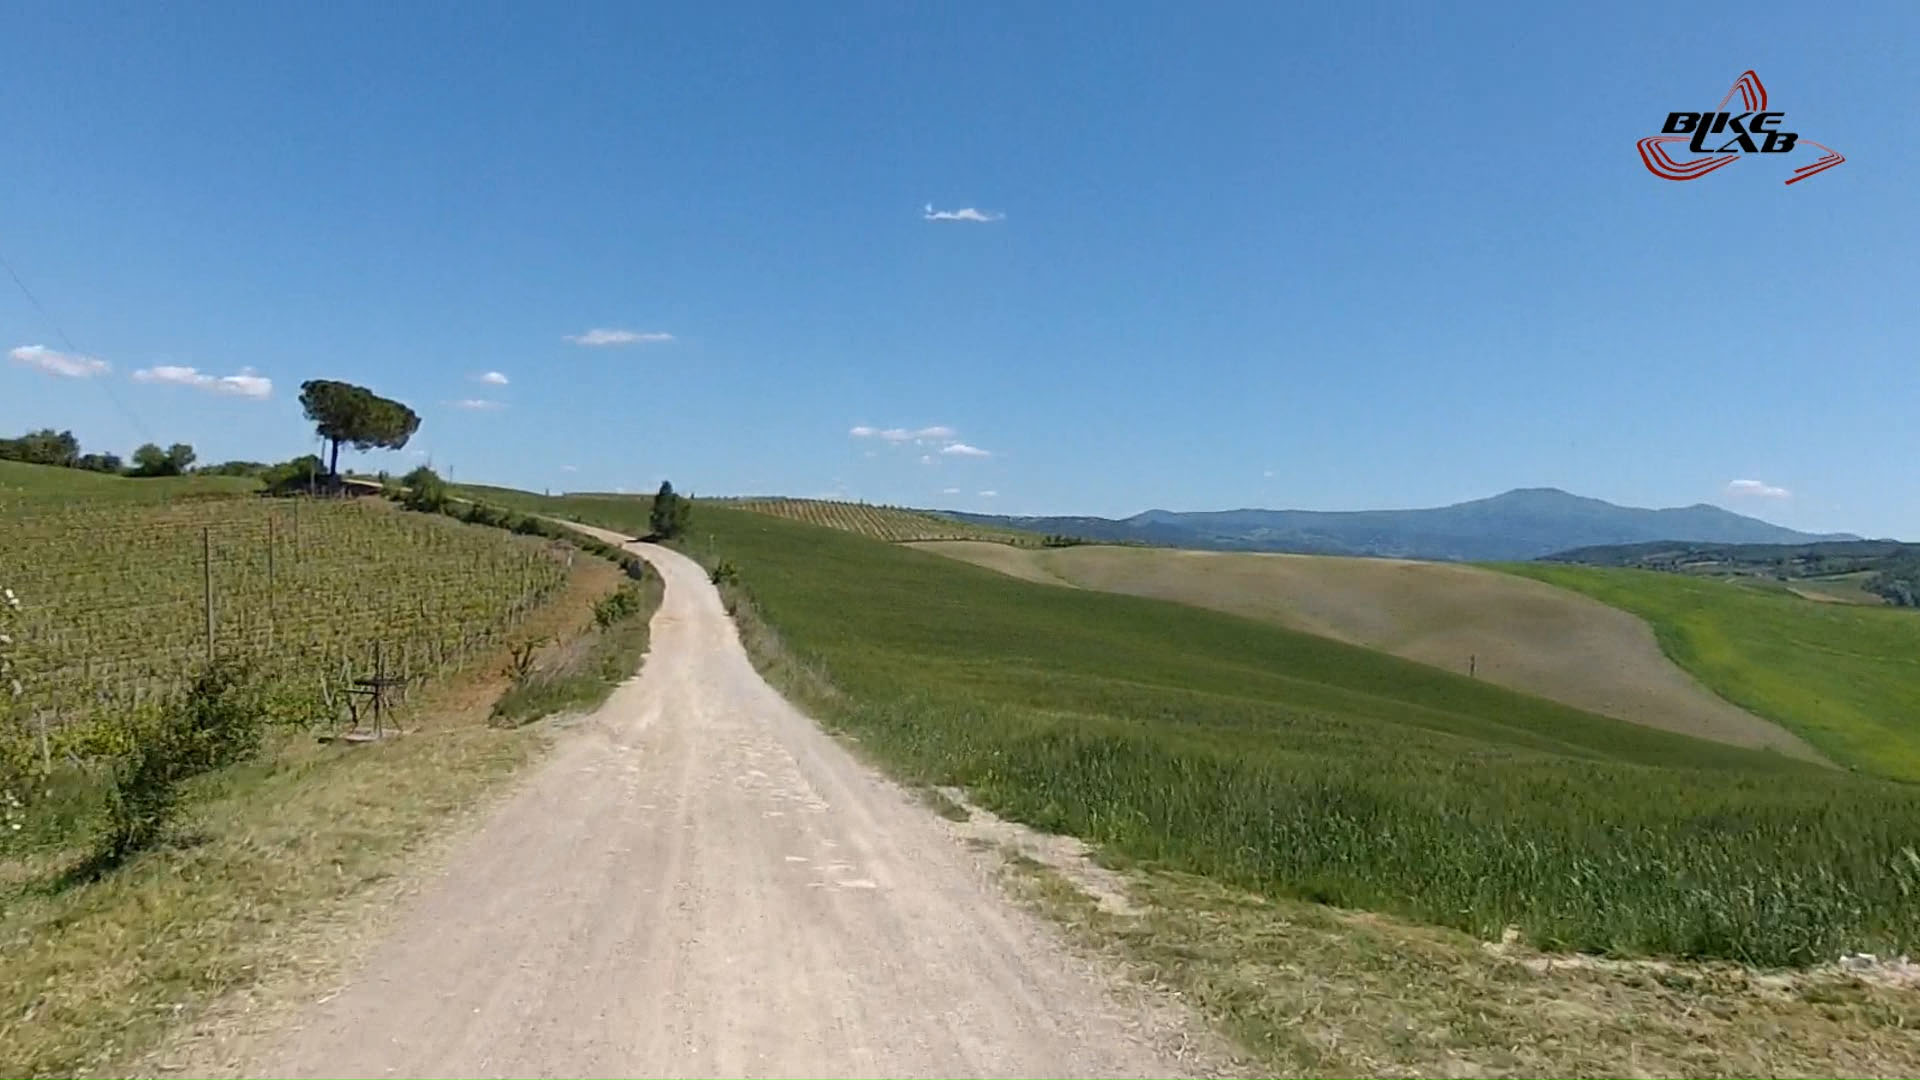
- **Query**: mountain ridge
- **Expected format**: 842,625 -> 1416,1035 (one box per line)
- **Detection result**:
945,487 -> 1858,562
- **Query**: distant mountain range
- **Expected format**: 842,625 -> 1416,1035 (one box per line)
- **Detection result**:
944,488 -> 1859,562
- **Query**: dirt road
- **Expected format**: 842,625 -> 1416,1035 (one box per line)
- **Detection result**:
249,533 -> 1197,1078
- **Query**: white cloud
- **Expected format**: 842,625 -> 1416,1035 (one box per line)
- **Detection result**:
978,489 -> 998,497
940,442 -> 990,458
477,371 -> 509,385
1263,469 -> 1275,478
451,398 -> 504,411
9,344 -> 109,378
1726,479 -> 1791,499
131,364 -> 272,398
919,455 -> 934,465
561,464 -> 578,472
850,424 -> 957,444
923,203 -> 1005,223
564,328 -> 674,346
942,487 -> 961,495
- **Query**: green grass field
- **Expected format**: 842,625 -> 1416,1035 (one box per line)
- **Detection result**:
1502,564 -> 1920,783
470,491 -> 1920,966
913,541 -> 1822,761
0,459 -> 261,504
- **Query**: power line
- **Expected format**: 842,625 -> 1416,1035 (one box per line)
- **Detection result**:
0,244 -> 154,443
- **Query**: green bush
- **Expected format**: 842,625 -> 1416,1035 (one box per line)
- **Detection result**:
78,662 -> 266,861
260,454 -> 325,495
593,584 -> 646,628
399,465 -> 450,513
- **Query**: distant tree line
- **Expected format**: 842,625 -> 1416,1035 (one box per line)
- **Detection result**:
1545,538 -> 1920,610
0,427 -> 201,478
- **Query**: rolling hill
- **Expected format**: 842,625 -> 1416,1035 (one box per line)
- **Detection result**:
911,541 -> 1823,763
947,487 -> 1855,562
474,491 -> 1919,969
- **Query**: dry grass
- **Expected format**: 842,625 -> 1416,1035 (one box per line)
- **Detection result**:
0,556 -> 629,1078
1003,858 -> 1920,1078
915,541 -> 1822,761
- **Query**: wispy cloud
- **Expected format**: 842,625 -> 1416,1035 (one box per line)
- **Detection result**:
849,424 -> 957,444
451,398 -> 504,411
561,464 -> 578,472
564,328 -> 674,347
10,344 -> 109,378
131,364 -> 272,398
477,371 -> 509,385
923,203 -> 1004,223
1726,478 -> 1791,499
942,487 -> 961,495
978,490 -> 998,497
940,442 -> 990,458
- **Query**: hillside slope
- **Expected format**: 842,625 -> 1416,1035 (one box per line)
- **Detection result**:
1505,563 -> 1920,781
913,541 -> 1822,762
421,491 -> 1920,967
951,487 -> 1854,561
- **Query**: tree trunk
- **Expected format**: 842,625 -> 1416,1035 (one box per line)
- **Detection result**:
328,438 -> 341,480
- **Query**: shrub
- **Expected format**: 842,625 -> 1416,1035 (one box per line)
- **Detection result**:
593,584 -> 646,628
399,465 -> 450,513
710,560 -> 740,586
260,454 -> 326,495
92,660 -> 267,861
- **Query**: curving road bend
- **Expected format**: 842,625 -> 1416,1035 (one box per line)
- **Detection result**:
250,532 -> 1196,1078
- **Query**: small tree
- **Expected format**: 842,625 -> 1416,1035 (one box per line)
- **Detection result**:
650,481 -> 692,539
298,379 -> 421,480
399,465 -> 449,512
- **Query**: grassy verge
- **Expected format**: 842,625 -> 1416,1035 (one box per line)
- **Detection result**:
0,547 -> 657,1077
1501,563 -> 1920,781
1006,861 -> 1920,1077
490,575 -> 664,726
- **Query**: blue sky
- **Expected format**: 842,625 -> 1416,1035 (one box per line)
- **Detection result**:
2,2 -> 1914,536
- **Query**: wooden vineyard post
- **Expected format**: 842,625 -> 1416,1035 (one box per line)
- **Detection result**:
373,641 -> 385,737
203,526 -> 216,663
267,515 -> 277,649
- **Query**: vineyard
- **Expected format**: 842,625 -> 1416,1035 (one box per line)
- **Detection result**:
1,496 -> 570,741
728,498 -> 1035,544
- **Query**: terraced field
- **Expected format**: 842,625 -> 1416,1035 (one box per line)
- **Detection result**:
727,497 -> 1035,544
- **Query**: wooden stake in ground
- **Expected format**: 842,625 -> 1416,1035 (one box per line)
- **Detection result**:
203,525 -> 215,664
